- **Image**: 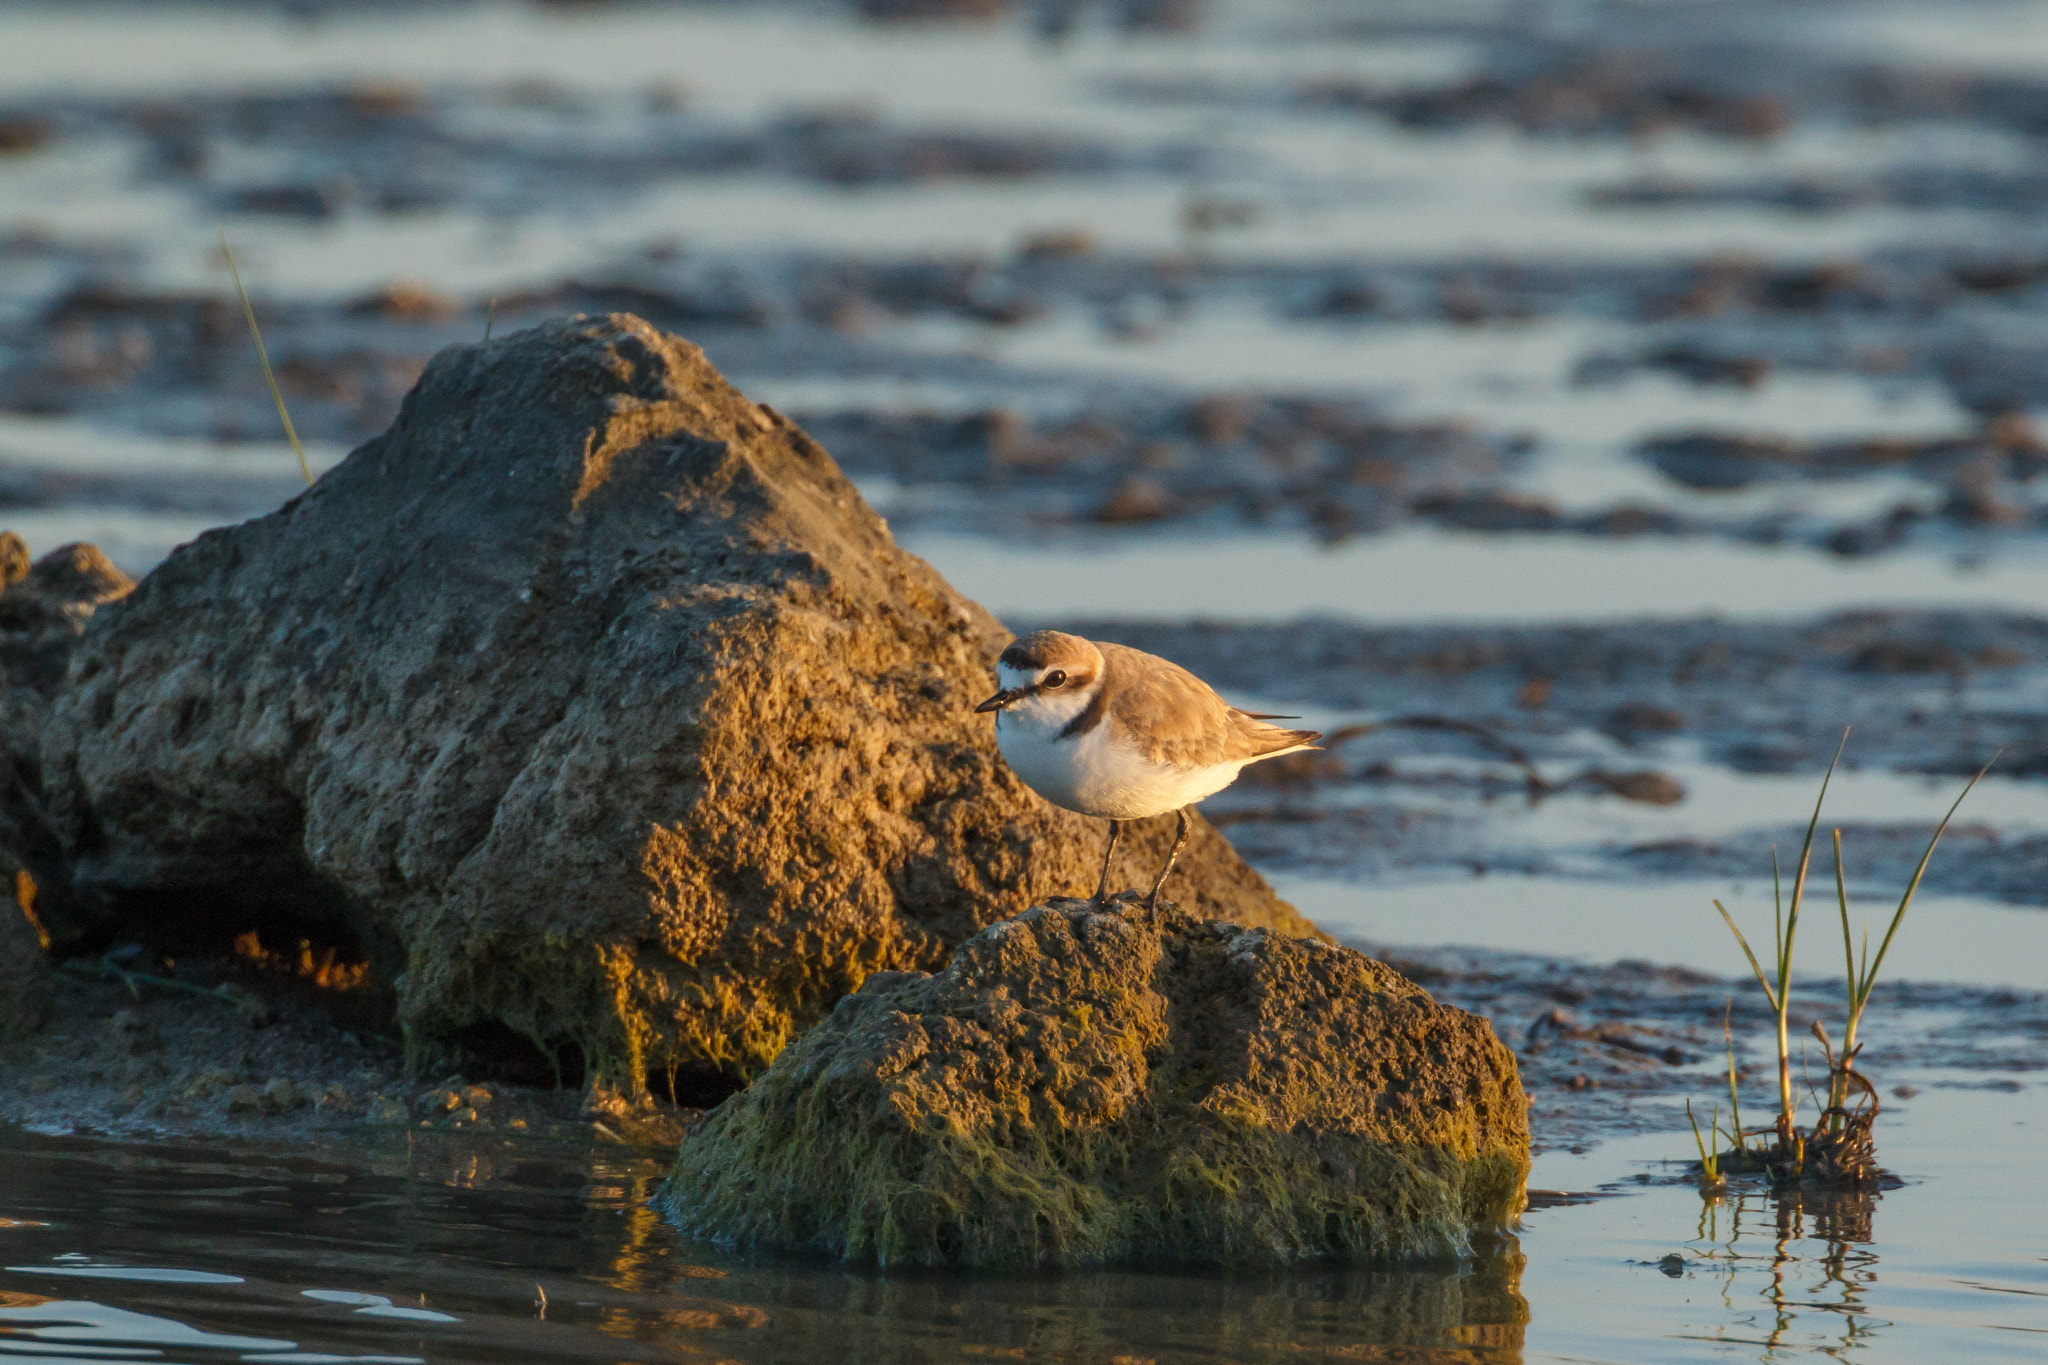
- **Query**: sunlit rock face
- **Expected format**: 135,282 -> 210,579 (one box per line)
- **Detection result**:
42,314 -> 1317,1090
662,895 -> 1529,1268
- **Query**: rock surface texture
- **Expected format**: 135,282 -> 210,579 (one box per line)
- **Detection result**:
0,535 -> 134,948
1,855 -> 52,1043
661,896 -> 1528,1268
42,314 -> 1317,1090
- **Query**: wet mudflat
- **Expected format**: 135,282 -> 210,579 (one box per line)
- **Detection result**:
19,0 -> 2048,571
7,0 -> 2048,1358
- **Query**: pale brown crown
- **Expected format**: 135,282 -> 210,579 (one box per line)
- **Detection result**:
998,630 -> 1103,676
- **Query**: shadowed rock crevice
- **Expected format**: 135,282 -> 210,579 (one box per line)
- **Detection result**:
39,314 -> 1318,1091
660,896 -> 1527,1268
0,537 -> 136,958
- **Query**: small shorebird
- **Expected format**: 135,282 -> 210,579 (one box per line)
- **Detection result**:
975,630 -> 1321,908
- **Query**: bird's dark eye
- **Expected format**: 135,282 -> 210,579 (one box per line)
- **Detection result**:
1043,670 -> 1068,689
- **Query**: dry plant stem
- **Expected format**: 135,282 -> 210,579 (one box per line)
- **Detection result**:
218,228 -> 313,488
1715,730 -> 1848,1147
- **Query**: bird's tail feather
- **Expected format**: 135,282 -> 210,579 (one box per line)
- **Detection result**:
1247,725 -> 1323,757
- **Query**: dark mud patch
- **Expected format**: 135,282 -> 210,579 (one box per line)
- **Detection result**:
804,396 -> 1528,539
1349,939 -> 2043,1155
0,966 -> 699,1150
1124,26 -> 2048,142
3,84 -> 1181,212
9,912 -> 2035,1164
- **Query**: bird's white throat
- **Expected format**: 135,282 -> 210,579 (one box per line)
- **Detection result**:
993,662 -> 1096,731
992,663 -> 1108,813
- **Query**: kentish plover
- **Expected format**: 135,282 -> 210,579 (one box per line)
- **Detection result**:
975,629 -> 1322,907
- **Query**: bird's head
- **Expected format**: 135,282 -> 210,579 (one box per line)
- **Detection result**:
975,630 -> 1103,725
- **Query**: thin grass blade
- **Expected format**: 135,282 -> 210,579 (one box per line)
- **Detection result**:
1723,1001 -> 1745,1153
1714,900 -> 1778,1009
1862,756 -> 1995,998
1783,730 -> 1850,983
1834,828 -> 1855,1008
218,229 -> 313,488
1771,846 -> 1782,956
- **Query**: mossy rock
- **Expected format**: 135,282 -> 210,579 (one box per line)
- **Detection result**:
660,896 -> 1528,1268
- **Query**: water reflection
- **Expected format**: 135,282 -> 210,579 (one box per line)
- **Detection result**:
0,1126 -> 1527,1365
1683,1188 -> 1886,1359
0,1293 -> 297,1353
701,1251 -> 1528,1363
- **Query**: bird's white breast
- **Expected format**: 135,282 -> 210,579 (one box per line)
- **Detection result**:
996,692 -> 1247,820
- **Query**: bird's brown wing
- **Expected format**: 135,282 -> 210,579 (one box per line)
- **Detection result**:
1097,642 -> 1234,769
1099,642 -> 1321,769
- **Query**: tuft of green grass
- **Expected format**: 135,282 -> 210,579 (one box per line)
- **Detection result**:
1707,732 -> 1991,1189
218,228 -> 313,488
1713,730 -> 1846,1147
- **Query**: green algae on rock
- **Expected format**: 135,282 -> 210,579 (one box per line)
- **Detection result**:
659,896 -> 1528,1268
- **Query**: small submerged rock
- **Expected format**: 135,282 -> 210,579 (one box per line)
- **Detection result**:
660,895 -> 1528,1268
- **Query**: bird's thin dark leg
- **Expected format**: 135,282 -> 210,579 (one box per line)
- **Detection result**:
1093,819 -> 1123,904
1146,808 -> 1191,910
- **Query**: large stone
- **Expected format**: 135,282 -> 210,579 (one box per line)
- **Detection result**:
42,314 -> 1319,1091
660,896 -> 1528,1268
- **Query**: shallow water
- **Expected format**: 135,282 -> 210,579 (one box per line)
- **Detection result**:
3,1080 -> 2043,1364
1287,874 -> 2048,990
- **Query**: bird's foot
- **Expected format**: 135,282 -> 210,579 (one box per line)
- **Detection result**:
1142,892 -> 1182,923
1092,888 -> 1148,917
